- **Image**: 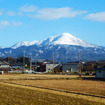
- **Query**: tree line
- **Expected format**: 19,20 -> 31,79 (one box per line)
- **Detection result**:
0,57 -> 30,64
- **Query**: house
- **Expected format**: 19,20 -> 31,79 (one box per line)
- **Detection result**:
0,61 -> 11,74
62,63 -> 79,73
96,68 -> 105,78
83,61 -> 96,74
46,64 -> 59,73
35,59 -> 53,72
36,59 -> 53,65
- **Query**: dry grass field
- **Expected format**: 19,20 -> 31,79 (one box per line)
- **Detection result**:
5,79 -> 105,97
0,74 -> 80,79
0,74 -> 104,105
0,82 -> 104,105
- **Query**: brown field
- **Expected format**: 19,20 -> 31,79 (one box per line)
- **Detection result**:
0,74 -> 105,104
0,74 -> 80,79
0,82 -> 104,105
5,79 -> 105,97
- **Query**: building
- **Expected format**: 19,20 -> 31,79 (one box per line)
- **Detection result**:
62,63 -> 79,73
83,61 -> 96,74
0,61 -> 11,74
46,64 -> 59,73
35,59 -> 53,72
96,68 -> 105,78
10,63 -> 26,70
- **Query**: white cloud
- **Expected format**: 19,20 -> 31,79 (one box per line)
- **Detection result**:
7,11 -> 16,16
85,12 -> 105,22
17,12 -> 23,16
28,7 -> 87,20
0,21 -> 23,28
19,5 -> 37,12
12,21 -> 22,26
6,11 -> 23,16
0,11 -> 2,16
0,21 -> 10,28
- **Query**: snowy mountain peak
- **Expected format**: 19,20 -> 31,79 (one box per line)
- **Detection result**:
40,33 -> 96,47
62,33 -> 74,37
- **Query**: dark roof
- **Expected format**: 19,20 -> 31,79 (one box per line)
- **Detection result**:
96,68 -> 105,70
62,63 -> 79,65
11,63 -> 25,66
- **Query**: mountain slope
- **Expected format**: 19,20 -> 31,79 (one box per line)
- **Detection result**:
11,40 -> 39,49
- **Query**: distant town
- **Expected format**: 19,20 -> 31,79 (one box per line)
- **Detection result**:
0,56 -> 105,79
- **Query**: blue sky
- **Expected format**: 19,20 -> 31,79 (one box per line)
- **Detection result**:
0,0 -> 105,47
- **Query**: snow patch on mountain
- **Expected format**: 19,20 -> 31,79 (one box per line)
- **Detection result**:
11,40 -> 39,49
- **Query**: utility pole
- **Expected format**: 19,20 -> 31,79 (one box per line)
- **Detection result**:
79,50 -> 83,77
23,51 -> 26,70
29,53 -> 32,70
52,52 -> 55,72
35,54 -> 37,71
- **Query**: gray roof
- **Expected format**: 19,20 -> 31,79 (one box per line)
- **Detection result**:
36,59 -> 53,63
0,61 -> 9,65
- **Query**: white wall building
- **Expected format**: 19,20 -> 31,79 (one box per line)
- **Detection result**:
46,64 -> 59,73
62,63 -> 79,73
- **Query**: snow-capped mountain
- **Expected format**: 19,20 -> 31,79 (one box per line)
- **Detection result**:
11,40 -> 39,49
0,33 -> 105,62
40,33 -> 95,47
11,33 -> 96,49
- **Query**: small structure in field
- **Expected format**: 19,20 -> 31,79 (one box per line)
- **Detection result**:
62,63 -> 79,73
0,61 -> 11,74
96,68 -> 105,78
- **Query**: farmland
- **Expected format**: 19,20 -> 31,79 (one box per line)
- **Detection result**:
0,74 -> 105,105
0,74 -> 79,80
5,79 -> 105,97
0,82 -> 103,105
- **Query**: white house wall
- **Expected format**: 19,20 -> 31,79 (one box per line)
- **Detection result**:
46,64 -> 59,72
62,64 -> 79,72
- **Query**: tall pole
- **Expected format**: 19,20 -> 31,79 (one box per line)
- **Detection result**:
79,50 -> 83,75
29,53 -> 32,70
53,52 -> 54,72
23,51 -> 25,70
